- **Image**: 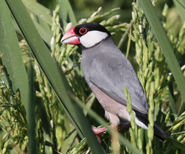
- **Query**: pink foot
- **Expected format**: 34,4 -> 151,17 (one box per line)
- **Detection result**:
92,127 -> 107,134
92,127 -> 107,143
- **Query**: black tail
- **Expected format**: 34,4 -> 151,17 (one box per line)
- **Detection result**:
153,122 -> 167,141
134,110 -> 167,141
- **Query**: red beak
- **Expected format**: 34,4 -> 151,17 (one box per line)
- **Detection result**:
61,26 -> 80,45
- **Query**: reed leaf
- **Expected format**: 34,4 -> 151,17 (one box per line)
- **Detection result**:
5,0 -> 105,153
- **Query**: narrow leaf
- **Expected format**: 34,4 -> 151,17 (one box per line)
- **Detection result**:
61,130 -> 77,154
58,0 -> 77,26
0,0 -> 29,107
26,61 -> 37,154
32,20 -> 52,45
0,1 -> 36,153
5,0 -> 105,153
22,0 -> 52,26
174,0 -> 185,23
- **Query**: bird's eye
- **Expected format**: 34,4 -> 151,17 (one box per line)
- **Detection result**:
79,27 -> 87,35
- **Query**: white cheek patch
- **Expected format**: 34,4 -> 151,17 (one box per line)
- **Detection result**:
80,31 -> 108,48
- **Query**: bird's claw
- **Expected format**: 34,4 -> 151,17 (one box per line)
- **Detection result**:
92,127 -> 107,143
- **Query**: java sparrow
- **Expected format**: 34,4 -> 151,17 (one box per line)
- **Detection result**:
61,23 -> 166,141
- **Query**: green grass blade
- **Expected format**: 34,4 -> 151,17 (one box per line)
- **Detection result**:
61,130 -> 77,154
6,0 -> 82,137
58,0 -> 77,26
22,0 -> 52,26
167,137 -> 185,151
0,0 -> 29,106
138,0 -> 185,103
169,83 -> 176,114
26,61 -> 37,154
0,1 -> 37,153
22,0 -> 53,44
5,0 -> 105,153
174,0 -> 185,23
32,20 -> 52,45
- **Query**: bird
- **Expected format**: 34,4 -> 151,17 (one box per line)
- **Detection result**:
61,22 -> 167,141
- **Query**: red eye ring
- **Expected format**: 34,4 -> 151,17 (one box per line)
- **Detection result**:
79,27 -> 87,35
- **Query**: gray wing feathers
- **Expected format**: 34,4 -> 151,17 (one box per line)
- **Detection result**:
87,50 -> 149,114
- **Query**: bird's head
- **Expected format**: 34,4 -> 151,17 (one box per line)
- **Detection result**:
61,23 -> 111,48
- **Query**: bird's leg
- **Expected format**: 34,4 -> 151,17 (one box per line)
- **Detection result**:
119,122 -> 131,133
92,127 -> 107,143
92,123 -> 131,143
92,126 -> 107,134
92,125 -> 118,143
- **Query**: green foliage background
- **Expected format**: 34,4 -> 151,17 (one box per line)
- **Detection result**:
0,0 -> 185,153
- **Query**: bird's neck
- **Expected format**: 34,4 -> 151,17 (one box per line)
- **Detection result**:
79,36 -> 115,52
